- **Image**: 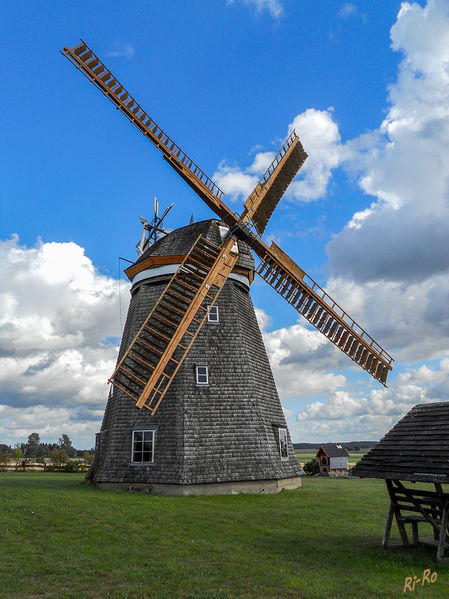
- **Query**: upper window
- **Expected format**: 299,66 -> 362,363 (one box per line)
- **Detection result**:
131,429 -> 155,463
207,305 -> 219,323
196,365 -> 209,385
278,428 -> 288,461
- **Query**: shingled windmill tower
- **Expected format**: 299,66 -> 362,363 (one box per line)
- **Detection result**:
93,217 -> 304,494
62,41 -> 394,495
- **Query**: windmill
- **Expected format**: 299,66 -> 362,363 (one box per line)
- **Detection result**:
62,41 -> 393,494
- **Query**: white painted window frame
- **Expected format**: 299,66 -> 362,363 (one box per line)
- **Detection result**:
207,304 -> 219,323
131,429 -> 155,464
195,364 -> 209,386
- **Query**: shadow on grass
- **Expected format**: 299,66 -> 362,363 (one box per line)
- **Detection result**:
0,472 -> 89,492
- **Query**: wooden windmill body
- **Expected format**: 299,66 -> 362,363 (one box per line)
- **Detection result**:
91,219 -> 303,493
62,41 -> 394,494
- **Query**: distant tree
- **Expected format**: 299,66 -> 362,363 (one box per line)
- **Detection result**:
28,432 -> 40,446
51,448 -> 69,466
83,451 -> 94,465
0,449 -> 10,466
12,443 -> 23,465
45,443 -> 58,457
58,434 -> 76,458
303,458 -> 320,475
24,432 -> 41,457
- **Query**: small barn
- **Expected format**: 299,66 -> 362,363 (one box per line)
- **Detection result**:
351,402 -> 449,563
316,443 -> 349,475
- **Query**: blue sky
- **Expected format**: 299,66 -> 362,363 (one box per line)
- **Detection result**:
2,0 -> 449,448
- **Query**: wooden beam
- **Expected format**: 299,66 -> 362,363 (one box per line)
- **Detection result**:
241,132 -> 307,235
386,479 -> 409,546
61,41 -> 240,228
136,236 -> 238,408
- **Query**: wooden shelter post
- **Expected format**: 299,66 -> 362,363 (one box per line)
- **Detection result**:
382,479 -> 449,563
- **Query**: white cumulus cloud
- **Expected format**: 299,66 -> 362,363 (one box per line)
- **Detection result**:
214,108 -> 342,205
245,1 -> 449,445
0,236 -> 130,447
292,359 -> 449,441
272,0 -> 449,442
325,0 -> 449,367
287,108 -> 342,202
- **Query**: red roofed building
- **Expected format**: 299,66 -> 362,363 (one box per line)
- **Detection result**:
316,443 -> 349,476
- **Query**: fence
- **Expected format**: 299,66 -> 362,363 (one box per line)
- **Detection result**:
0,461 -> 90,472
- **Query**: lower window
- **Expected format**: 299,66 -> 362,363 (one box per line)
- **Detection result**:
132,429 -> 155,463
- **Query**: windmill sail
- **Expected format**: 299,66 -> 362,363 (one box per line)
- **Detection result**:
255,241 -> 393,384
109,235 -> 238,413
63,39 -> 393,392
61,41 -> 238,227
242,131 -> 308,235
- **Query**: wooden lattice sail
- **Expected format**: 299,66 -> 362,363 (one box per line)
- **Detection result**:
241,131 -> 307,235
109,235 -> 238,413
62,39 -> 393,410
61,40 -> 394,494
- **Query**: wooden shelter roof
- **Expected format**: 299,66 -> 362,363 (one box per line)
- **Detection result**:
351,402 -> 449,483
317,443 -> 349,458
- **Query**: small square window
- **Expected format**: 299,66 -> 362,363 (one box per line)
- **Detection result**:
131,429 -> 154,463
278,428 -> 288,461
196,365 -> 209,385
207,305 -> 219,323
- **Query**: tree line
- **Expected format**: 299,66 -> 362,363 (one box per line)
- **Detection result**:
0,432 -> 94,467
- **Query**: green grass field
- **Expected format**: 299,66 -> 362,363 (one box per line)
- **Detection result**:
0,473 -> 446,598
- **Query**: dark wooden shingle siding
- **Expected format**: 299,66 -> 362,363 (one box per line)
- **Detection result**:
351,402 -> 449,483
135,219 -> 254,271
89,220 -> 302,486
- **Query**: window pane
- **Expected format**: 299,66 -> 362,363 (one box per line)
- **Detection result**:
208,305 -> 219,322
132,430 -> 155,462
196,365 -> 208,384
279,429 -> 288,459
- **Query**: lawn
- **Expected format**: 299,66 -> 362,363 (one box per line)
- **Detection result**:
0,473 -> 446,598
